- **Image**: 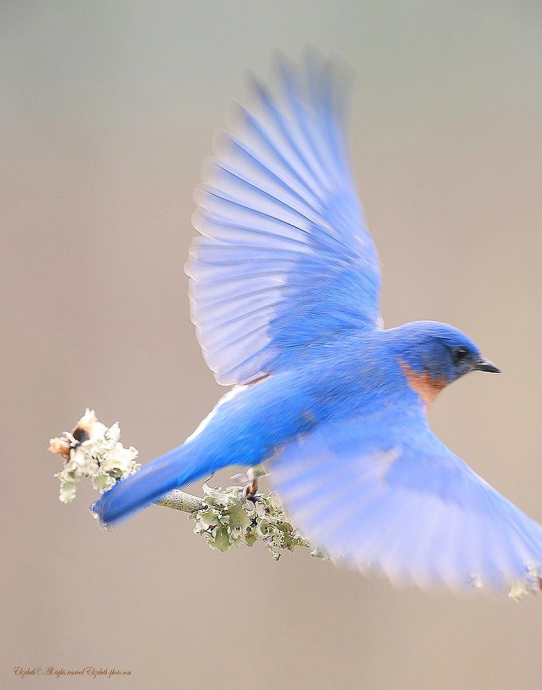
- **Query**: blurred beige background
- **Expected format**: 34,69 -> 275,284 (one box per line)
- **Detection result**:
2,1 -> 542,689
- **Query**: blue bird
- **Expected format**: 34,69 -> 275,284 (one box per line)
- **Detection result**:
93,53 -> 542,594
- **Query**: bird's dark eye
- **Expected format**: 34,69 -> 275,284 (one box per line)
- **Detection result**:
452,346 -> 469,365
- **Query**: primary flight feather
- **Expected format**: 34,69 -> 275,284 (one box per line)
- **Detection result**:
93,52 -> 542,596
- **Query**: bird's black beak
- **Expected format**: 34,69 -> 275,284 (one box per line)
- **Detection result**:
474,356 -> 501,373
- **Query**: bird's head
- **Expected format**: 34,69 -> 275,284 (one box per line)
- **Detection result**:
386,321 -> 500,404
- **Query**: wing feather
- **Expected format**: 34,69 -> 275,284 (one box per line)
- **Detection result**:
271,412 -> 542,595
187,53 -> 381,385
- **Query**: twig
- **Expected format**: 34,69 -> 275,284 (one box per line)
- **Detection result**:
156,490 -> 205,513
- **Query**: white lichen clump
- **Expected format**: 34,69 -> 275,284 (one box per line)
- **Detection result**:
50,409 -> 141,503
508,569 -> 542,602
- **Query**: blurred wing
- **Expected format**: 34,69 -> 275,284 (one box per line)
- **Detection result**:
186,53 -> 381,385
271,410 -> 542,595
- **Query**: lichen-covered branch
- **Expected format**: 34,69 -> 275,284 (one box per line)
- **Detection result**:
49,410 -> 313,560
47,410 -> 542,596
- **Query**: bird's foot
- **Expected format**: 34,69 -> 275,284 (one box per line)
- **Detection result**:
231,465 -> 267,503
244,476 -> 259,501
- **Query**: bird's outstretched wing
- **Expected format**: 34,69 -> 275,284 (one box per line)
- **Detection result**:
271,408 -> 542,595
186,53 -> 381,385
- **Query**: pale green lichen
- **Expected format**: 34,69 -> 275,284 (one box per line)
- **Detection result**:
192,484 -> 310,560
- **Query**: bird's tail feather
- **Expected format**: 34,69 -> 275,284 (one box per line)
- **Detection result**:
92,444 -> 210,526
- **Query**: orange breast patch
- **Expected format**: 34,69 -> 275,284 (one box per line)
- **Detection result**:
400,360 -> 447,406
